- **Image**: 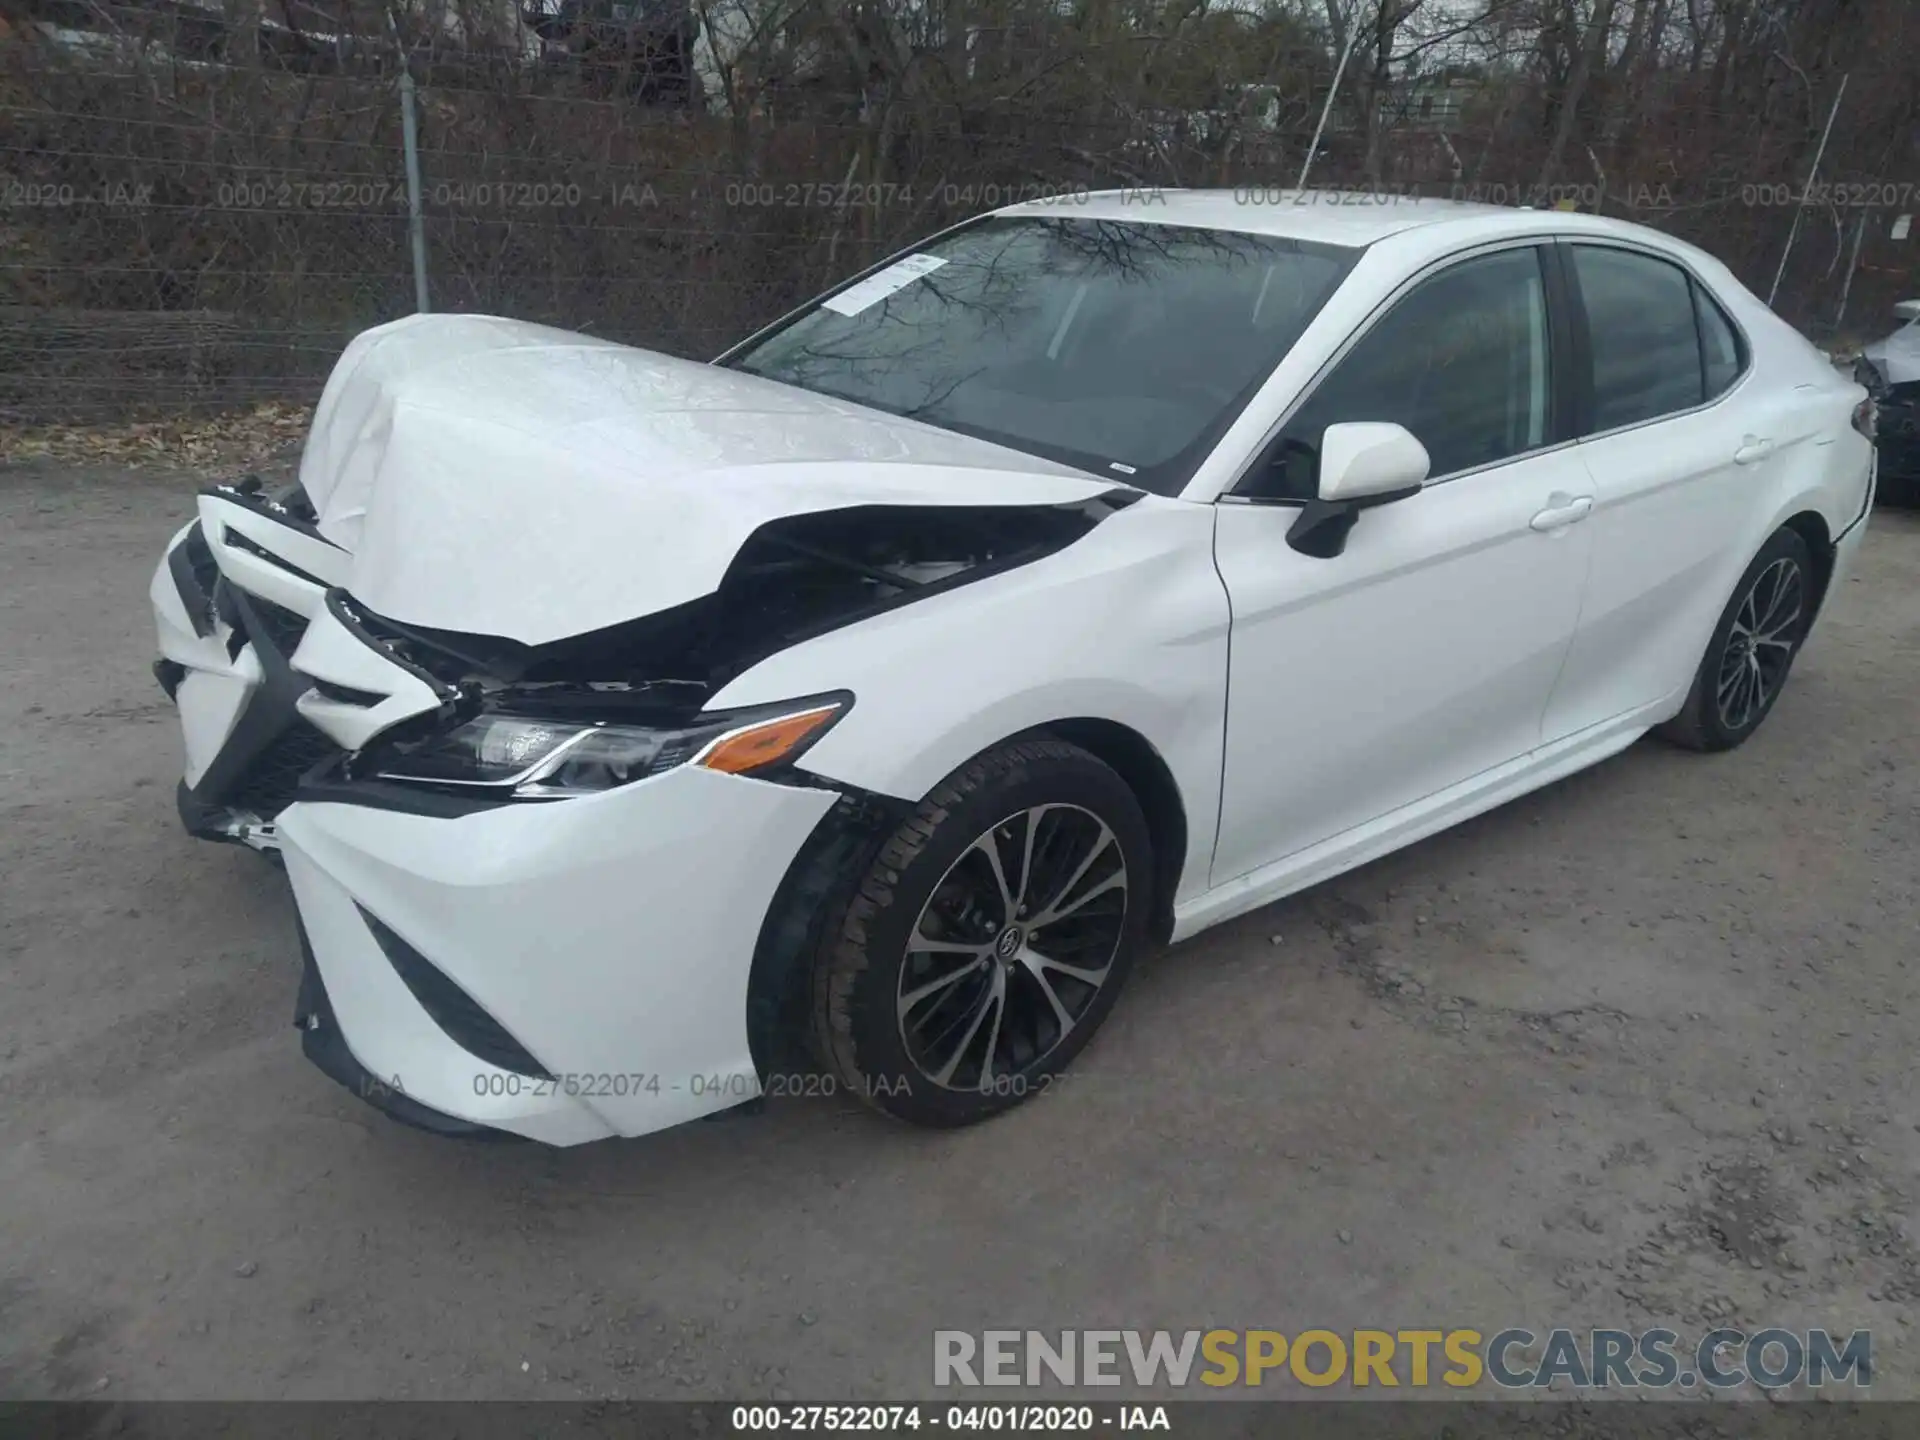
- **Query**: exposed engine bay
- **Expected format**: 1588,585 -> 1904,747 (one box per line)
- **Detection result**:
337,495 -> 1136,720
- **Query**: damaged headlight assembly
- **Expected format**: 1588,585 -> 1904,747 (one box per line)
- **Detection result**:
357,695 -> 851,799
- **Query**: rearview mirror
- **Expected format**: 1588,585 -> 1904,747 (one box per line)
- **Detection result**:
1286,423 -> 1430,558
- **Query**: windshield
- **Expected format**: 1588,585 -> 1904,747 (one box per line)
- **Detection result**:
723,216 -> 1359,495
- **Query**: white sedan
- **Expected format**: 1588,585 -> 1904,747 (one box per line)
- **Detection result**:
150,193 -> 1876,1145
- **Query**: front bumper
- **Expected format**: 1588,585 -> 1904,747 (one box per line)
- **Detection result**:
150,488 -> 350,847
294,918 -> 512,1140
276,763 -> 838,1144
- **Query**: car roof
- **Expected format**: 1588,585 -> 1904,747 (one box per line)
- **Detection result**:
994,187 -> 1658,250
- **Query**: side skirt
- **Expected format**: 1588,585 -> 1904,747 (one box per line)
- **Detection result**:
1170,697 -> 1680,943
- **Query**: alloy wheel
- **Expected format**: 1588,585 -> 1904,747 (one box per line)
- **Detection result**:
896,804 -> 1129,1091
1715,555 -> 1804,732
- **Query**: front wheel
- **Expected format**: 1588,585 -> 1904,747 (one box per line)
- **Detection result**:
810,738 -> 1153,1128
1658,527 -> 1814,752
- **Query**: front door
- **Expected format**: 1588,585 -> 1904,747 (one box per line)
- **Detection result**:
1211,243 -> 1596,886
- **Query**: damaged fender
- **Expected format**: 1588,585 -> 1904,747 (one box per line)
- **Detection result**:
712,495 -> 1233,922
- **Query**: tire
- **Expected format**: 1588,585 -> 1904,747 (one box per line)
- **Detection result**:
810,737 -> 1153,1128
1657,527 -> 1814,752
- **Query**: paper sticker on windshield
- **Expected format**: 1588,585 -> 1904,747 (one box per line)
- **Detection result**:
822,254 -> 949,316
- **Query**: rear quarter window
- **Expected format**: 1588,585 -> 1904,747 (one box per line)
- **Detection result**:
1693,281 -> 1746,399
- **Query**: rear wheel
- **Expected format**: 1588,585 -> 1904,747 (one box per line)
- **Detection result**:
811,738 -> 1152,1128
1658,527 -> 1813,752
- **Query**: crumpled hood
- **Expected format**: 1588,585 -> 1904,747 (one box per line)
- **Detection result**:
298,314 -> 1111,645
1862,319 -> 1920,386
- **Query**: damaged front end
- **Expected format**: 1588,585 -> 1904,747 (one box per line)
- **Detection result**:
151,474 -> 353,852
288,496 -> 1133,803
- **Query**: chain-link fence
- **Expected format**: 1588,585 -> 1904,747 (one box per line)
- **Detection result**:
2,0 -> 1915,424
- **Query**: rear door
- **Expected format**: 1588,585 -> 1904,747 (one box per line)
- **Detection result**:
1541,242 -> 1774,741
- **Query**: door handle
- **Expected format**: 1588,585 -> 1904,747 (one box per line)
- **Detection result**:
1529,495 -> 1593,532
1734,436 -> 1775,465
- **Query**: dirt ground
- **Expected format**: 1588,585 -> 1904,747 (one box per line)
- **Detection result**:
1,458 -> 1916,1410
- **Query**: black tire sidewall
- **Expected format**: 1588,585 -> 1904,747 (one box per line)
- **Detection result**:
822,742 -> 1153,1128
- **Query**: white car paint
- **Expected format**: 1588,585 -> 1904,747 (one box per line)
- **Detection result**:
278,764 -> 837,1142
151,491 -> 350,798
298,313 -> 1108,645
1314,421 -> 1432,501
197,490 -> 350,615
1208,439 -> 1599,890
712,495 -> 1231,916
150,523 -> 268,789
291,597 -> 448,752
149,191 -> 1876,1143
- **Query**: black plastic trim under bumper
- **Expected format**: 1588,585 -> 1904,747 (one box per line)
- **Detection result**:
153,657 -> 186,701
189,584 -> 321,799
356,904 -> 554,1080
176,779 -> 237,844
293,918 -> 520,1143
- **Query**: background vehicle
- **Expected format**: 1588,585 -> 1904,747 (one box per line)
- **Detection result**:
1856,299 -> 1920,507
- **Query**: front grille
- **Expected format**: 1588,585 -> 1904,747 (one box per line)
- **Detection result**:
245,593 -> 311,660
357,907 -> 553,1079
217,585 -> 340,817
228,723 -> 341,819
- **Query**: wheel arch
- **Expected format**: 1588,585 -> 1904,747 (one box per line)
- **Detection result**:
1779,509 -> 1835,625
744,783 -> 909,1083
1017,717 -> 1188,945
744,713 -> 1196,1078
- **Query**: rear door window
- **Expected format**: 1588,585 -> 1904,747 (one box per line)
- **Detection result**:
1569,245 -> 1707,432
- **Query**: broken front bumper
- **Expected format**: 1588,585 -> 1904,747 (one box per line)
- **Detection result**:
150,489 -> 350,848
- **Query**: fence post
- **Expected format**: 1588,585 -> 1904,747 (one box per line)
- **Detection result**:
399,69 -> 431,313
1297,1 -> 1361,192
1767,72 -> 1848,310
1833,210 -> 1868,333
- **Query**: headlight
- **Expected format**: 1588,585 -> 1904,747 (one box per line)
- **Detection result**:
362,695 -> 850,798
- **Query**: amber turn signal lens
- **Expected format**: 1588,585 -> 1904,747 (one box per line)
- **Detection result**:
695,705 -> 842,775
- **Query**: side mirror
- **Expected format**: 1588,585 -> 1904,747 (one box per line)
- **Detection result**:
1286,422 -> 1430,558
1895,299 -> 1920,326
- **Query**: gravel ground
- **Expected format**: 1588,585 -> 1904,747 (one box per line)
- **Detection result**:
1,458 -> 1916,1410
